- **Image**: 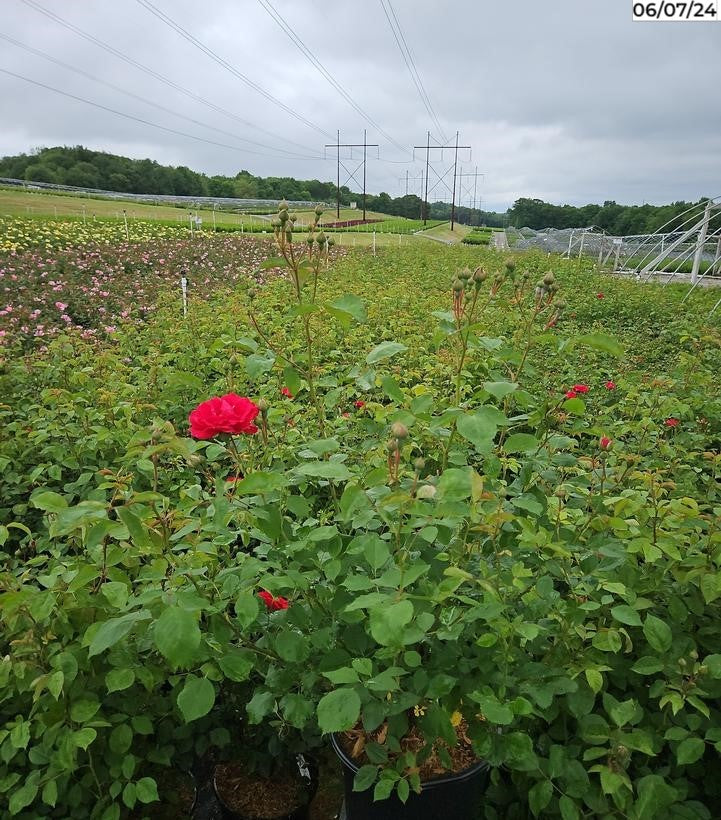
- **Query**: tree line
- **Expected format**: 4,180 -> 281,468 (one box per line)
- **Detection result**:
0,145 -> 505,225
508,196 -> 710,235
2,146 -> 706,234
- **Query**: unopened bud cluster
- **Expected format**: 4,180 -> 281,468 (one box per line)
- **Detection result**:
386,422 -> 408,483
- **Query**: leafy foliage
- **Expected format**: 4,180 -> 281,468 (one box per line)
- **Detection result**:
1,203 -> 720,818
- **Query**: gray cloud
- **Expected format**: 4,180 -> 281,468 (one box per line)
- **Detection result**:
1,0 -> 720,210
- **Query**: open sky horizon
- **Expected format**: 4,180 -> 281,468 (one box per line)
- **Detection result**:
2,0 -> 720,211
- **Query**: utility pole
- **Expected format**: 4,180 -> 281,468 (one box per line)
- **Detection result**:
405,170 -> 409,196
450,131 -> 459,231
413,131 -> 471,227
362,129 -> 367,221
323,131 -> 378,222
423,131 -> 430,224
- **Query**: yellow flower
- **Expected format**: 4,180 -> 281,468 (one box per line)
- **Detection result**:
451,710 -> 462,727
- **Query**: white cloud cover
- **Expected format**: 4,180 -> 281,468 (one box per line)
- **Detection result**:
1,0 -> 720,210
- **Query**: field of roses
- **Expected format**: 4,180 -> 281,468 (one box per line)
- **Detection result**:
0,219 -> 300,352
1,208 -> 721,820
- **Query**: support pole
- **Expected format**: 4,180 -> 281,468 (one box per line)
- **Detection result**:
423,131 -> 430,225
336,129 -> 340,219
691,201 -> 712,284
123,210 -> 129,240
362,128 -> 367,222
450,131 -> 459,232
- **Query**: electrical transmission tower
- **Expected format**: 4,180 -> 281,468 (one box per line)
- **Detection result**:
457,167 -> 486,220
324,130 -> 379,220
398,171 -> 424,196
413,131 -> 471,228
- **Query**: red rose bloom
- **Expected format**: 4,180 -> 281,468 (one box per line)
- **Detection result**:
604,381 -> 616,390
665,417 -> 679,428
354,400 -> 366,408
597,293 -> 604,299
258,590 -> 290,611
599,436 -> 612,450
565,390 -> 578,399
572,384 -> 589,394
281,386 -> 293,398
189,394 -> 259,439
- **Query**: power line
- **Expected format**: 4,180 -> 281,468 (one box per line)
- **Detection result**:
0,67 -> 324,160
135,0 -> 333,140
255,0 -> 410,157
20,0 -> 320,158
379,0 -> 446,142
0,32 -> 318,160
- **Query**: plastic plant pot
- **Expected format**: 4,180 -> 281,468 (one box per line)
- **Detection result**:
330,734 -> 490,820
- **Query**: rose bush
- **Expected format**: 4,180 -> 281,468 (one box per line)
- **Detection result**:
0,203 -> 720,819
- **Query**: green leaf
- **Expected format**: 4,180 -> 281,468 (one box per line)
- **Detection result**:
483,381 -> 518,400
528,780 -> 553,817
359,534 -> 390,570
643,614 -> 672,653
233,472 -> 288,495
369,600 -> 414,646
469,693 -> 514,725
317,689 -> 361,733
325,294 -> 367,328
397,778 -> 410,803
676,736 -> 705,765
633,774 -> 677,820
704,654 -> 721,678
218,648 -> 254,682
153,607 -> 201,669
100,581 -> 128,609
283,365 -> 303,396
504,433 -> 539,453
247,691 -> 275,724
275,631 -> 309,663
353,765 -> 378,792
106,668 -> 135,693
366,341 -> 408,364
381,374 -> 404,404
135,777 -> 159,805
456,411 -> 496,453
177,676 -> 215,723
49,501 -> 107,538
9,772 -> 39,815
611,605 -> 642,627
436,467 -> 473,501
245,352 -> 276,380
31,490 -> 68,512
295,462 -> 352,480
563,397 -> 586,415
631,657 -> 664,675
559,795 -> 581,820
71,728 -> 97,750
572,332 -> 624,358
109,724 -> 133,755
70,698 -> 100,722
88,611 -> 150,657
234,591 -> 259,628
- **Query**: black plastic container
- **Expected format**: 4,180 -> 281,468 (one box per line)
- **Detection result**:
331,734 -> 489,820
213,755 -> 318,820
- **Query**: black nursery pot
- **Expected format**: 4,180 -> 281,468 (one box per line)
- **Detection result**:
213,755 -> 318,820
331,734 -> 490,820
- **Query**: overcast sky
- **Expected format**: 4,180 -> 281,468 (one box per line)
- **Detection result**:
1,0 -> 720,210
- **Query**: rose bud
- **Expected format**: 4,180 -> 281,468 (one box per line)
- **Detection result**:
391,422 -> 409,440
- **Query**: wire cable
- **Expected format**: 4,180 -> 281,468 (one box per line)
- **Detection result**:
135,0 -> 333,140
379,0 -> 446,142
20,0 -> 321,157
0,67 -> 325,161
0,33 -> 319,160
255,0 -> 411,157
